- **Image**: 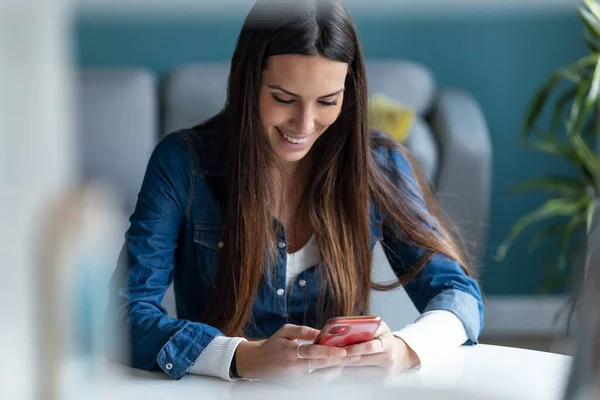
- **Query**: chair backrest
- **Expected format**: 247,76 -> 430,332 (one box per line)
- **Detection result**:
77,69 -> 158,216
162,64 -> 230,136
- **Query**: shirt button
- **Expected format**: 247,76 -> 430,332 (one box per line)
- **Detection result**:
278,242 -> 286,249
276,288 -> 285,296
165,363 -> 173,370
218,241 -> 224,248
299,280 -> 306,287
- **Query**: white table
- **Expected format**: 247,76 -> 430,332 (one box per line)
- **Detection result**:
73,345 -> 572,400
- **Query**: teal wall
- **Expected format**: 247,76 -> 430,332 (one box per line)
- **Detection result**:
75,9 -> 588,296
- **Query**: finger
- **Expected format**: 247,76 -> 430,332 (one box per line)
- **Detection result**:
343,336 -> 386,356
296,343 -> 349,359
308,355 -> 362,370
276,324 -> 320,341
374,320 -> 390,337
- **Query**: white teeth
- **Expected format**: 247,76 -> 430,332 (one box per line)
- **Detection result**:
282,131 -> 308,144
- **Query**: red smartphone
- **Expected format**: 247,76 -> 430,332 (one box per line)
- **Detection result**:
313,316 -> 381,347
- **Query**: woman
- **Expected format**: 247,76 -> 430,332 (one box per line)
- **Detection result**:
110,0 -> 484,381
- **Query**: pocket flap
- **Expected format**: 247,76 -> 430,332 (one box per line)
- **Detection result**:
194,224 -> 223,250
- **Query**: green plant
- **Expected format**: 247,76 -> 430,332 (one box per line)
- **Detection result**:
497,0 -> 600,293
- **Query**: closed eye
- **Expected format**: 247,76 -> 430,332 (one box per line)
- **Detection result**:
319,100 -> 338,106
272,94 -> 294,105
272,94 -> 338,107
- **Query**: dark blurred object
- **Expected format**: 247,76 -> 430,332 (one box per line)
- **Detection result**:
563,197 -> 600,399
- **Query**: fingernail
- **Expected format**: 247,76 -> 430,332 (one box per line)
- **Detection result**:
336,349 -> 347,357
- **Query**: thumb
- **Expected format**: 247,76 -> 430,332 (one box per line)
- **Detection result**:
374,320 -> 390,337
275,324 -> 320,341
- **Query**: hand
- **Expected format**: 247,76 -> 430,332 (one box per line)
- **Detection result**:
235,324 -> 360,380
343,321 -> 420,377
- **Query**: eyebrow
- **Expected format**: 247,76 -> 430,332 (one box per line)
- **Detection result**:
267,84 -> 344,99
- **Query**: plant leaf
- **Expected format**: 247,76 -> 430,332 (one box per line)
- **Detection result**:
579,7 -> 600,39
507,176 -> 586,197
567,78 -> 593,136
550,87 -> 578,136
522,138 -> 579,164
586,197 -> 597,234
584,30 -> 600,52
521,55 -> 597,139
539,260 -> 569,294
570,134 -> 600,190
524,136 -> 596,186
558,213 -> 587,270
584,199 -> 599,279
582,113 -> 598,139
588,54 -> 600,104
496,198 -> 588,260
560,54 -> 598,82
585,0 -> 600,22
527,223 -> 567,252
522,75 -> 561,138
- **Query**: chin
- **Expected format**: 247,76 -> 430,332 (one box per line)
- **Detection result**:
275,151 -> 309,164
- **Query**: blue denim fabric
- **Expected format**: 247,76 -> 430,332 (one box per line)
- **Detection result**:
109,127 -> 484,380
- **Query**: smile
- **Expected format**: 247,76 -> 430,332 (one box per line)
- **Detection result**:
277,127 -> 310,144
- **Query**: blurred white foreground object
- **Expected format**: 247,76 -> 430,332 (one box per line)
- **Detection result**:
0,0 -> 75,399
38,183 -> 126,400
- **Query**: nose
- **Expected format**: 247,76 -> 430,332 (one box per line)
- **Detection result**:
294,106 -> 316,136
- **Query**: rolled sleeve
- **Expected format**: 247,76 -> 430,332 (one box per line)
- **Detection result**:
422,288 -> 481,343
156,323 -> 224,379
108,132 -> 227,379
375,134 -> 484,344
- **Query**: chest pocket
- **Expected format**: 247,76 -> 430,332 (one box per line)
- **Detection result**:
193,224 -> 223,279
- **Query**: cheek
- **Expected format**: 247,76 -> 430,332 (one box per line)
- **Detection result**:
258,92 -> 273,128
318,106 -> 342,130
258,97 -> 289,129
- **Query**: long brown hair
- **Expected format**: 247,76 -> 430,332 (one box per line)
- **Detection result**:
200,0 -> 471,336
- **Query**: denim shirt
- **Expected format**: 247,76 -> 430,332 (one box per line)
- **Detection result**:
109,127 -> 484,380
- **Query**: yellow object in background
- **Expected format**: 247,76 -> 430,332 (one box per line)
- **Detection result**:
368,94 -> 415,143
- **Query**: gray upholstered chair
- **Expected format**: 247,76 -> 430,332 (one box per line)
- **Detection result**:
77,69 -> 158,216
162,61 -> 492,329
77,68 -> 171,315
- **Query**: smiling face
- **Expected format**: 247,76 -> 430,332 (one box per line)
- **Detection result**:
258,54 -> 349,168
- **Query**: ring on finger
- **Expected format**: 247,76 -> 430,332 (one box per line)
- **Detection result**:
296,343 -> 305,359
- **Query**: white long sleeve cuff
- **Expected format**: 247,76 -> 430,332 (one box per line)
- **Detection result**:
392,310 -> 469,371
188,336 -> 247,381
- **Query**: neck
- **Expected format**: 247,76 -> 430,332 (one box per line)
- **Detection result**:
270,156 -> 312,218
274,156 -> 311,193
